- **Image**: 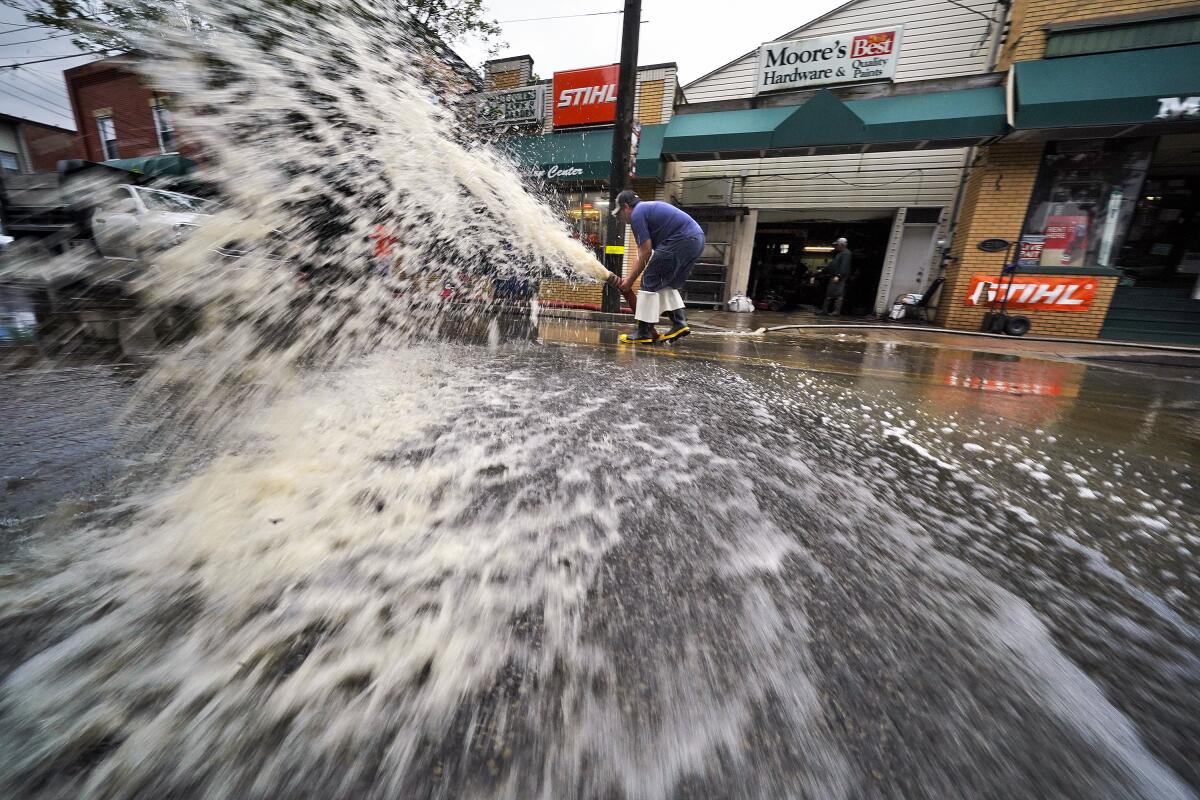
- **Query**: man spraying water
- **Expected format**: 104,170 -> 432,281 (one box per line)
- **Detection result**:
611,190 -> 705,344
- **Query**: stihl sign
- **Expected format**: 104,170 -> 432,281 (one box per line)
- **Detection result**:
965,275 -> 1097,312
553,65 -> 619,127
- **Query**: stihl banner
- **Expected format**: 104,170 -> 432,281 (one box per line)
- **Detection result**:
965,275 -> 1097,312
553,64 -> 619,127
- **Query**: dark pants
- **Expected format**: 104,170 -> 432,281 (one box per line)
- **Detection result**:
641,234 -> 705,292
823,284 -> 845,315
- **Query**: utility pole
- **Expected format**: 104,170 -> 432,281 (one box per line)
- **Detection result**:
601,0 -> 642,313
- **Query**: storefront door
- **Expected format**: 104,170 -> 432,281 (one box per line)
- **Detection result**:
1102,133 -> 1200,344
890,223 -> 939,300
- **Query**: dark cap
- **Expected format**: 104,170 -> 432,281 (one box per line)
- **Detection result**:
612,189 -> 640,216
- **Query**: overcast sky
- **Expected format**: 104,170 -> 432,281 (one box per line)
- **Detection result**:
0,0 -> 844,132
0,4 -> 96,130
458,0 -> 843,83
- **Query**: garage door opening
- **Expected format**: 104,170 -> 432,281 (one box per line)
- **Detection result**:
747,216 -> 893,315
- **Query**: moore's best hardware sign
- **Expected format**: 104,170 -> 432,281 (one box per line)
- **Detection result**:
755,27 -> 903,94
482,85 -> 545,125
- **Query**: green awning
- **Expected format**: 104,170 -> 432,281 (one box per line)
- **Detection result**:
662,87 -> 1006,157
1013,43 -> 1200,128
771,89 -> 867,148
505,124 -> 665,182
848,87 -> 1007,142
662,107 -> 793,156
103,154 -> 197,176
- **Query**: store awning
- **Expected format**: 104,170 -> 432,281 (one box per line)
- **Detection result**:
102,154 -> 197,176
661,107 -> 793,156
1013,43 -> 1200,129
662,87 -> 1007,160
505,124 -> 665,182
848,87 -> 1008,143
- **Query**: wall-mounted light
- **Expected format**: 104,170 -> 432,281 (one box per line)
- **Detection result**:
804,245 -> 835,253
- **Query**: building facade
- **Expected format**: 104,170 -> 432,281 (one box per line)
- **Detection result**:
64,55 -> 180,163
664,0 -> 1008,314
486,55 -> 685,309
936,0 -> 1200,343
0,113 -> 82,174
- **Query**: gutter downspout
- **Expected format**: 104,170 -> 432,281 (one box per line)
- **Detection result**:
986,0 -> 1012,71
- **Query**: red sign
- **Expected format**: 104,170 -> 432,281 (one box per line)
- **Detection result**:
850,30 -> 897,59
965,275 -> 1097,312
1042,215 -> 1089,267
552,64 -> 618,128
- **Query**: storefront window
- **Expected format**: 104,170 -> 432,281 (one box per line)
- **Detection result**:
1019,139 -> 1153,270
1118,134 -> 1200,290
560,189 -> 609,257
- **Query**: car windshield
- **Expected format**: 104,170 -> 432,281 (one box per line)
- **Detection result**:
135,187 -> 216,214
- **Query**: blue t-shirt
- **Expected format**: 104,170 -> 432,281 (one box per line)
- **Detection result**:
629,201 -> 703,249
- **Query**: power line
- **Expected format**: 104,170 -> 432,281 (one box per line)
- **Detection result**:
942,0 -> 999,23
498,10 -> 622,24
0,21 -> 52,33
0,50 -> 109,69
0,83 -> 71,118
0,74 -> 68,108
0,12 -> 105,33
0,30 -> 77,46
15,67 -> 66,91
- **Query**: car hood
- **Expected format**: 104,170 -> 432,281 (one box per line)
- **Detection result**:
151,211 -> 211,226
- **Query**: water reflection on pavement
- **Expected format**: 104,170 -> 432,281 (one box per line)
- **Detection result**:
1,315 -> 1197,800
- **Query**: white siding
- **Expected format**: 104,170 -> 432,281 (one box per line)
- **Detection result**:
675,148 -> 969,210
686,0 -> 1000,102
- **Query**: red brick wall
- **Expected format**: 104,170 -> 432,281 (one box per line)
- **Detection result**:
66,58 -> 167,161
21,122 -> 83,171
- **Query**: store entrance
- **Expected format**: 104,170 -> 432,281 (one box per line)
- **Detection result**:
1118,134 -> 1200,289
1103,133 -> 1200,343
747,215 -> 892,314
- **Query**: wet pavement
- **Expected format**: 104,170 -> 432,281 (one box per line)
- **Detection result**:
1,310 -> 1199,799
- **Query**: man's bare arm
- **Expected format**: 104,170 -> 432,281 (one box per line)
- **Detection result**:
619,239 -> 654,291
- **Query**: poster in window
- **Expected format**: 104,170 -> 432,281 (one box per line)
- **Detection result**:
1041,215 -> 1089,267
1017,235 -> 1045,268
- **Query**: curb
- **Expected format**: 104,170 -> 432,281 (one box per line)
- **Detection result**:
756,323 -> 1200,354
534,306 -> 632,325
526,307 -> 1200,355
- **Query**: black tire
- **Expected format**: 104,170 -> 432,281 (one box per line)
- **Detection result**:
1005,316 -> 1031,337
979,312 -> 996,332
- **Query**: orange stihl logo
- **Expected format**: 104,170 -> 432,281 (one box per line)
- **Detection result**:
965,275 -> 1097,312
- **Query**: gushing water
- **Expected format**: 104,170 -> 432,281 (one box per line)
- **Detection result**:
2,3 -> 1200,799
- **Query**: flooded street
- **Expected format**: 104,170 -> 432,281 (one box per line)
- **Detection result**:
2,328 -> 1197,799
1,0 -> 1198,794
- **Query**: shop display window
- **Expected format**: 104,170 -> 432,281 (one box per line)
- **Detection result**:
1018,139 -> 1153,270
560,189 -> 609,257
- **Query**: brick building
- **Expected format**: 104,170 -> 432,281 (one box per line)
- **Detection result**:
0,113 -> 83,173
500,0 -> 1012,316
937,0 -> 1200,343
486,55 -> 685,309
63,54 -> 180,163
